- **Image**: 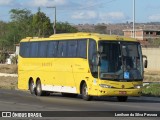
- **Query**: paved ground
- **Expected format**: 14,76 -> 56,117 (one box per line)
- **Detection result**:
0,89 -> 160,120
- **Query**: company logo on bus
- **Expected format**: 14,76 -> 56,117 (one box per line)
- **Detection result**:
122,85 -> 125,89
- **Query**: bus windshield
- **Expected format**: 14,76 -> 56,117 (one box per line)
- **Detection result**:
99,41 -> 143,81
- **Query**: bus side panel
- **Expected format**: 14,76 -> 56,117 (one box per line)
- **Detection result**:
71,58 -> 98,95
18,57 -> 31,90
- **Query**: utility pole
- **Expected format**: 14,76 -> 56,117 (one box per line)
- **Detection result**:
133,0 -> 135,38
47,6 -> 56,34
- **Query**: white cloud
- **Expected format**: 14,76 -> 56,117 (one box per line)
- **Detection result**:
100,12 -> 126,23
148,14 -> 160,21
72,11 -> 97,20
28,0 -> 66,7
0,0 -> 13,5
71,11 -> 129,24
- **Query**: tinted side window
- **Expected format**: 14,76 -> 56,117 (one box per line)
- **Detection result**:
20,42 -> 30,57
47,41 -> 57,57
68,40 -> 77,57
57,41 -> 67,57
77,40 -> 87,58
30,42 -> 39,57
38,42 -> 48,57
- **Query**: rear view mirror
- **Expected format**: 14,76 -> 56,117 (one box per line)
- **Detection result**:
143,55 -> 148,68
144,60 -> 148,68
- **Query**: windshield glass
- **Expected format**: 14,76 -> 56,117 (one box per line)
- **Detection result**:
99,41 -> 143,81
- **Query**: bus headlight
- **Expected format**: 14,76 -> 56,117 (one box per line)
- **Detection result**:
134,85 -> 142,89
99,84 -> 113,88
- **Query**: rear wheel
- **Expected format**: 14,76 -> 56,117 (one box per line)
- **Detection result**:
36,80 -> 45,96
81,83 -> 92,101
117,96 -> 128,102
29,81 -> 35,94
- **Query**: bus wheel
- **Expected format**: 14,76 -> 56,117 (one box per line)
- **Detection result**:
117,96 -> 128,102
29,81 -> 35,94
81,83 -> 92,101
36,80 -> 44,96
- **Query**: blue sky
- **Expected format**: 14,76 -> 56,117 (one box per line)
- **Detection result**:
0,0 -> 160,24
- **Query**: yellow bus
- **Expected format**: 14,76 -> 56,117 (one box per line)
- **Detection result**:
18,33 -> 147,102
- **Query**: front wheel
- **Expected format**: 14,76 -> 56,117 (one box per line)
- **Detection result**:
81,83 -> 92,101
117,96 -> 128,102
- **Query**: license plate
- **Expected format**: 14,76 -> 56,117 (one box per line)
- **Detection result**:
119,91 -> 127,95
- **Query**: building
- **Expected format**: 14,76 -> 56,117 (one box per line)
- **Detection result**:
123,29 -> 160,41
15,44 -> 20,56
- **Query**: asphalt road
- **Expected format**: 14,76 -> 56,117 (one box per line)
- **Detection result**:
0,89 -> 160,119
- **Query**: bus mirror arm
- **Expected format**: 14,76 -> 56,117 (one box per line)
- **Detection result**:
143,55 -> 148,68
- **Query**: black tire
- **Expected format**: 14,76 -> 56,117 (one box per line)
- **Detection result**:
45,91 -> 50,96
35,80 -> 45,96
62,93 -> 78,98
117,96 -> 128,102
81,83 -> 92,101
29,81 -> 35,94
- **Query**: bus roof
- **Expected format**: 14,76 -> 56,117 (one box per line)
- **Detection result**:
20,32 -> 136,42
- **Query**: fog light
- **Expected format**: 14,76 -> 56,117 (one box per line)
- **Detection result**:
134,85 -> 142,89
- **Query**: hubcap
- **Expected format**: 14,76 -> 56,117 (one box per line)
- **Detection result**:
37,84 -> 41,93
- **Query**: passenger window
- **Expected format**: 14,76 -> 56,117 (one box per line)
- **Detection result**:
47,41 -> 57,57
30,42 -> 38,57
57,41 -> 67,57
77,40 -> 87,58
20,42 -> 30,57
68,40 -> 77,57
38,42 -> 48,57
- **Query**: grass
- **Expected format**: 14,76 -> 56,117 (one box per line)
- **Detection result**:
142,83 -> 160,97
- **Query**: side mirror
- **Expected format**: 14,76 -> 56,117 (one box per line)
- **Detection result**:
143,55 -> 148,68
144,60 -> 148,68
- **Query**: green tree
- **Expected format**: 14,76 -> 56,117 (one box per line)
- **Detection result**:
8,8 -> 33,48
1,8 -> 78,52
0,21 -> 8,50
32,8 -> 53,37
56,22 -> 78,33
9,8 -> 33,37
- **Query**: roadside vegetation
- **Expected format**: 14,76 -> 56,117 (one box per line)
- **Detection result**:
0,8 -> 78,52
142,83 -> 160,97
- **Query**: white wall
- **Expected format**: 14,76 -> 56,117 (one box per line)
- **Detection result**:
142,48 -> 160,71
